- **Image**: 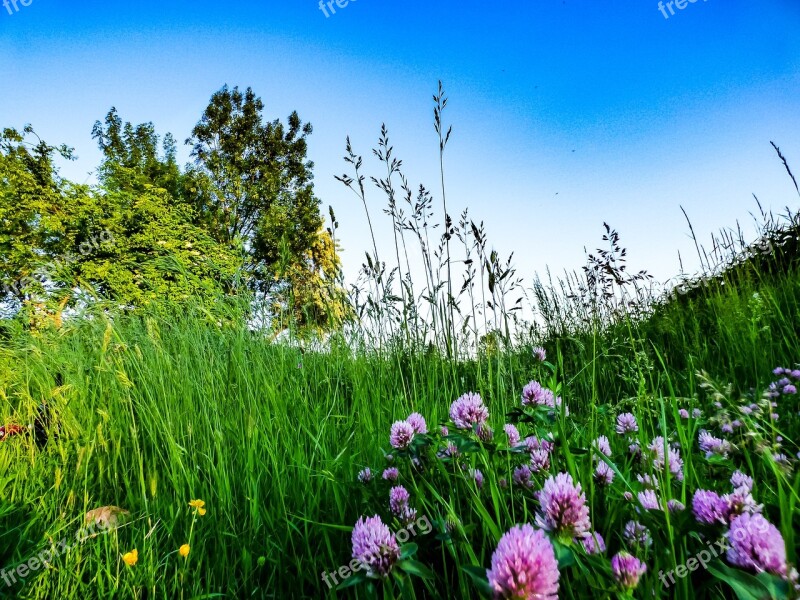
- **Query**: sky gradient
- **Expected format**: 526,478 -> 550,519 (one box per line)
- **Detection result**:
2,0 -> 799,289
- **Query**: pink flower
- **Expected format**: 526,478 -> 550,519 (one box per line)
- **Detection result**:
611,552 -> 647,591
615,413 -> 638,435
594,461 -> 614,486
486,524 -> 560,600
389,421 -> 415,450
351,515 -> 400,577
449,392 -> 489,430
406,412 -> 428,434
521,380 -> 556,408
535,473 -> 591,542
504,424 -> 521,446
581,532 -> 606,555
692,489 -> 727,525
726,513 -> 787,576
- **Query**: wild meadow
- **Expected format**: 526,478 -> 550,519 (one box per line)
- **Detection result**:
1,86 -> 799,599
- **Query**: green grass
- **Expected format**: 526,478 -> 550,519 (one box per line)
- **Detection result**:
0,254 -> 799,599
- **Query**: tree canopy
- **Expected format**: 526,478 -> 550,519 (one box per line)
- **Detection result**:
0,85 -> 350,332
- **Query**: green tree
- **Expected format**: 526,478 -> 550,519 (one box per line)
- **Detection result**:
187,85 -> 348,329
0,126 -> 73,310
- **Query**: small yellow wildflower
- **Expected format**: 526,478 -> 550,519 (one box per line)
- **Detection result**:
179,544 -> 190,558
122,549 -> 138,566
189,499 -> 207,516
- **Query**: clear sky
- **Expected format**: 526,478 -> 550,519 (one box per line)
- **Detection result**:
2,0 -> 799,290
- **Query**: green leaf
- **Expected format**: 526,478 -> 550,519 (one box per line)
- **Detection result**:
398,559 -> 435,580
461,565 -> 494,598
335,571 -> 368,590
707,560 -> 775,600
552,539 -> 577,568
400,543 -> 418,559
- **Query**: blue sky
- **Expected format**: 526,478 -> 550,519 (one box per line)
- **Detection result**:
2,0 -> 799,289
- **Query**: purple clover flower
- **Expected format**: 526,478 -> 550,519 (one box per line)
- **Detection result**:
357,467 -> 372,483
731,471 -> 753,492
668,499 -> 686,513
513,464 -> 534,489
692,489 -> 727,525
616,413 -> 638,435
530,449 -> 551,473
449,392 -> 489,430
351,515 -> 400,577
623,520 -> 651,547
504,423 -> 521,446
581,531 -> 606,555
726,513 -> 787,576
649,436 -> 684,481
698,430 -> 732,458
471,468 -> 485,489
593,435 -> 612,457
406,412 -> 428,434
486,524 -> 560,600
533,346 -> 547,362
638,490 -> 660,511
594,461 -> 614,486
382,467 -> 399,482
389,486 -> 410,516
389,420 -> 415,450
535,473 -> 592,542
521,381 -> 556,408
611,552 -> 647,591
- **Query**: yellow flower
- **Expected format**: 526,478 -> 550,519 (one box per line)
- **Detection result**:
189,499 -> 207,516
179,544 -> 190,558
122,549 -> 138,566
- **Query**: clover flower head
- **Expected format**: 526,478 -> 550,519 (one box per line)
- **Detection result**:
504,424 -> 521,446
535,473 -> 591,541
638,490 -> 660,511
530,449 -> 552,473
692,489 -> 727,525
593,435 -> 612,457
486,524 -> 560,600
726,513 -> 787,577
406,412 -> 428,434
449,392 -> 489,430
594,461 -> 614,486
351,515 -> 400,577
623,520 -> 651,547
616,413 -> 638,435
698,430 -> 732,458
581,531 -> 606,555
611,552 -> 647,590
389,420 -> 415,450
521,380 -> 556,408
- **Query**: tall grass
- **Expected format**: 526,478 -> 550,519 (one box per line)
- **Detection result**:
0,225 -> 798,598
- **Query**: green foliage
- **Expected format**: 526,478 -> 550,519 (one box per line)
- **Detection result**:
187,85 -> 329,301
0,127 -> 74,307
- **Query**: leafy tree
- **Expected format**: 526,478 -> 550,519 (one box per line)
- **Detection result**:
92,108 -> 188,202
187,85 -> 348,329
0,126 -> 73,310
61,184 -> 245,310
